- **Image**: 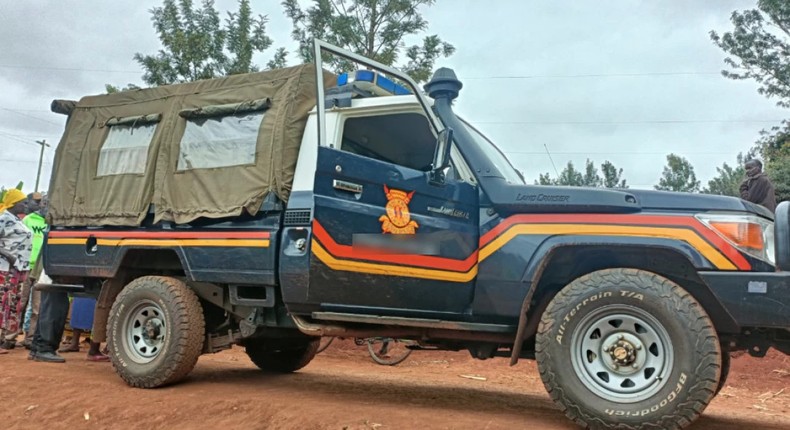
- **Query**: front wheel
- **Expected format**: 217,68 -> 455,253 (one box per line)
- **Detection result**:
536,268 -> 721,429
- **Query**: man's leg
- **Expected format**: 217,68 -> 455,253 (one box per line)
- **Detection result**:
22,287 -> 41,349
31,289 -> 69,363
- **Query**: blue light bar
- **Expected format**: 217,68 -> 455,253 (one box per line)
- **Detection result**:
336,70 -> 412,97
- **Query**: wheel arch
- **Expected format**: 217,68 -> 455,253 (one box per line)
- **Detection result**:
509,242 -> 740,364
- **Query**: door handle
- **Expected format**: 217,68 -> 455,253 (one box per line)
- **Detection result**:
333,180 -> 363,194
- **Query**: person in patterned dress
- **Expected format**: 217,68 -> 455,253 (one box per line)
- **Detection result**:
0,189 -> 33,353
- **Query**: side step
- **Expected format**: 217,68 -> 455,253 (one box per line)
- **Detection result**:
311,312 -> 515,333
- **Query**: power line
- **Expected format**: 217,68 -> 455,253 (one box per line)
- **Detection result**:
0,129 -> 60,138
0,64 -> 722,79
505,151 -> 743,155
0,108 -> 63,127
0,64 -> 141,74
473,119 -> 785,125
464,72 -> 722,80
0,131 -> 38,146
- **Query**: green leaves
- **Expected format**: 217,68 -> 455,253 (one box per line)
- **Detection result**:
132,0 -> 282,86
703,154 -> 747,197
283,0 -> 454,83
655,154 -> 700,193
536,159 -> 628,188
710,0 -> 790,108
711,0 -> 790,202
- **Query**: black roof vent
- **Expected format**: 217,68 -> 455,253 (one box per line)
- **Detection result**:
424,67 -> 462,101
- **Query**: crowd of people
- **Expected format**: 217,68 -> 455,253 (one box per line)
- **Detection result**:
0,188 -> 109,363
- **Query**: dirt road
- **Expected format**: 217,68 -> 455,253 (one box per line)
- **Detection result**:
2,339 -> 789,429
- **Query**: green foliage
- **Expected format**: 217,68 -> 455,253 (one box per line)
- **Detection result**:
537,160 -> 628,188
600,161 -> 628,189
710,0 -> 790,109
702,152 -> 757,197
766,147 -> 790,203
655,154 -> 700,193
283,0 -> 454,83
132,0 -> 282,86
105,84 -> 142,94
711,0 -> 790,202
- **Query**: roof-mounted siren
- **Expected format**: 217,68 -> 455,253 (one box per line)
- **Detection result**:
424,67 -> 462,104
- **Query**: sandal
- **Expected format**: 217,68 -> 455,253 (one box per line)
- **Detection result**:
0,348 -> 9,355
58,346 -> 80,353
87,353 -> 110,362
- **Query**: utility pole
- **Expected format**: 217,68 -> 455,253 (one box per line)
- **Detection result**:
34,139 -> 50,192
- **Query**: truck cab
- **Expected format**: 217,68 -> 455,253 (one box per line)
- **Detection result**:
40,40 -> 790,430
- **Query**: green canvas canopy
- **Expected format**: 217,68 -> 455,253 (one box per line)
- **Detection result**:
48,64 -> 334,226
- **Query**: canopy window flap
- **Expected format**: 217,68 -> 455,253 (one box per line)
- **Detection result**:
104,113 -> 162,127
179,98 -> 272,119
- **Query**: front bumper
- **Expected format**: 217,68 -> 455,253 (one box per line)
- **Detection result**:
701,271 -> 790,329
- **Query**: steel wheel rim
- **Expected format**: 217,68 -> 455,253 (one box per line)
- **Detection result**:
123,300 -> 166,364
570,304 -> 673,403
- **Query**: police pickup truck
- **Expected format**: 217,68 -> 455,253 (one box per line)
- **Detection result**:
41,40 -> 790,429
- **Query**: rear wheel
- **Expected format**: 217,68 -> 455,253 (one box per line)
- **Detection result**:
536,268 -> 721,429
245,338 -> 319,373
716,350 -> 731,395
107,276 -> 205,388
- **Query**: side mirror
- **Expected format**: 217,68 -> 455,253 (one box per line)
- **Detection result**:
430,127 -> 453,183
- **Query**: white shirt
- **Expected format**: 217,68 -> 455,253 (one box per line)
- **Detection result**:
0,210 -> 33,272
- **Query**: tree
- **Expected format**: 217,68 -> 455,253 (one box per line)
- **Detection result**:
105,84 -> 142,94
710,1 -> 790,109
655,154 -> 700,193
702,152 -> 758,197
132,0 -> 282,86
283,0 -> 454,83
536,160 -> 628,188
711,0 -> 790,202
600,161 -> 628,188
581,159 -> 603,188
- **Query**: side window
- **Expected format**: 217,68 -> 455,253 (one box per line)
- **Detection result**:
97,115 -> 159,176
177,111 -> 264,171
340,113 -> 436,171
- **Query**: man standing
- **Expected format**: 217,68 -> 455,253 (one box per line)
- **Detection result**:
740,159 -> 777,212
20,193 -> 47,348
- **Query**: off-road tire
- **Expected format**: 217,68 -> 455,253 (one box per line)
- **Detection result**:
716,351 -> 730,396
536,268 -> 721,429
245,338 -> 320,373
107,276 -> 205,388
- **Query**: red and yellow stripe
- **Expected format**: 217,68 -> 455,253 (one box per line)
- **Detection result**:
47,230 -> 271,248
312,214 -> 751,282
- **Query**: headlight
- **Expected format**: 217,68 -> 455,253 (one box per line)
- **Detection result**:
696,213 -> 775,265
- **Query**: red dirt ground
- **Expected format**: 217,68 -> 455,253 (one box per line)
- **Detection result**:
1,339 -> 789,429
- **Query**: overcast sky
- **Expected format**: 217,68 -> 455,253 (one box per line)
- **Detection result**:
1,0 -> 786,192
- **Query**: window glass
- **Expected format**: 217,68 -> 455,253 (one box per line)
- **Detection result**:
97,122 -> 157,176
177,111 -> 263,171
340,113 -> 436,171
459,120 -> 524,184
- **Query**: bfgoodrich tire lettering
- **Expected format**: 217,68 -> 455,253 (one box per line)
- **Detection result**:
536,268 -> 721,429
107,276 -> 205,388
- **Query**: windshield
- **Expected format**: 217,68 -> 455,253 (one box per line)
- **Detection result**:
459,120 -> 524,184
